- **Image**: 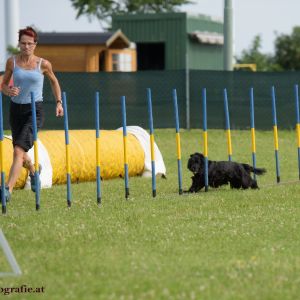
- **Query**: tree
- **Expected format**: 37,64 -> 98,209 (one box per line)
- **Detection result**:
70,0 -> 192,25
7,45 -> 20,55
235,35 -> 279,71
274,26 -> 300,70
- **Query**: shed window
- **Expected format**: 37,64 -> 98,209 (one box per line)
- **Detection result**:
112,53 -> 132,71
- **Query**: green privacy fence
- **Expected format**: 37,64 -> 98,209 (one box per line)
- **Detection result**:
190,71 -> 300,130
2,70 -> 300,130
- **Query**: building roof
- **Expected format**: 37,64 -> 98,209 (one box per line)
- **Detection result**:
188,31 -> 224,45
37,29 -> 131,48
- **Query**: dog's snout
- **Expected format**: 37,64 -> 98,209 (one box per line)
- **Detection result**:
188,162 -> 198,174
187,162 -> 194,172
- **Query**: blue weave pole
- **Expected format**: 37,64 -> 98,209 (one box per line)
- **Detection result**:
121,96 -> 129,199
223,88 -> 232,161
62,92 -> 72,207
95,91 -> 102,205
294,84 -> 300,180
0,93 -> 6,214
202,88 -> 209,192
271,86 -> 280,183
30,92 -> 41,210
250,87 -> 257,181
147,88 -> 156,198
172,89 -> 183,195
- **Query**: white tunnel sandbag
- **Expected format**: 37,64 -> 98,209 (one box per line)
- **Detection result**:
4,135 -> 53,189
117,126 -> 166,177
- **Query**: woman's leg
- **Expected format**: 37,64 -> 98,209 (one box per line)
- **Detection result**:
23,153 -> 35,175
6,145 -> 26,193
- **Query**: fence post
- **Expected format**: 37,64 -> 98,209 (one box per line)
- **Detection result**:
185,53 -> 190,130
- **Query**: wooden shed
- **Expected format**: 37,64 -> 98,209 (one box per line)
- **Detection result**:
35,30 -> 137,72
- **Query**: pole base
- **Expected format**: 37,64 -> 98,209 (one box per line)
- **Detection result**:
152,190 -> 156,198
97,197 -> 101,206
205,186 -> 209,192
276,176 -> 280,183
67,200 -> 71,207
125,188 -> 129,199
2,206 -> 6,214
179,189 -> 183,195
36,204 -> 40,211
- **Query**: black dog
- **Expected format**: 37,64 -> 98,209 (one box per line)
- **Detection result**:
186,153 -> 266,192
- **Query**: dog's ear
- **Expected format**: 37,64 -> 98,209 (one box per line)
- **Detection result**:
199,153 -> 205,162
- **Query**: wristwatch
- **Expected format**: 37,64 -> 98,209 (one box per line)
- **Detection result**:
56,99 -> 63,105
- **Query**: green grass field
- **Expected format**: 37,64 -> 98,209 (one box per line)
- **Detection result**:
1,129 -> 300,300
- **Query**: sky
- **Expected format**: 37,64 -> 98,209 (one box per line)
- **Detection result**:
1,0 -> 300,70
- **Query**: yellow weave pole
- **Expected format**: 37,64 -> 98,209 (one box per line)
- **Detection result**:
147,88 -> 156,197
294,84 -> 300,180
121,96 -> 129,199
172,88 -> 183,194
30,92 -> 41,211
202,88 -> 209,192
62,92 -> 72,207
223,88 -> 232,161
271,86 -> 280,183
250,87 -> 257,180
95,91 -> 101,205
0,92 -> 7,214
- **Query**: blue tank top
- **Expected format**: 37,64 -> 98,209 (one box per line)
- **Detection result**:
12,56 -> 44,104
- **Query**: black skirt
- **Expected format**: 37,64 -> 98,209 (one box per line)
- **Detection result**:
9,101 -> 44,152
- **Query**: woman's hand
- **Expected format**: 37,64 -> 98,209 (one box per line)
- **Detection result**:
56,102 -> 64,117
8,86 -> 21,97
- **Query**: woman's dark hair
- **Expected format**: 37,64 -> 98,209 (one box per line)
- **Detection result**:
18,26 -> 38,42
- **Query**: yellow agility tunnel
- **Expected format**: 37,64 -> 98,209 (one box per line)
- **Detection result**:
2,127 -> 166,189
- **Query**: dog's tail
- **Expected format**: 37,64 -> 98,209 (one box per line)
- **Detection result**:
242,164 -> 266,175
